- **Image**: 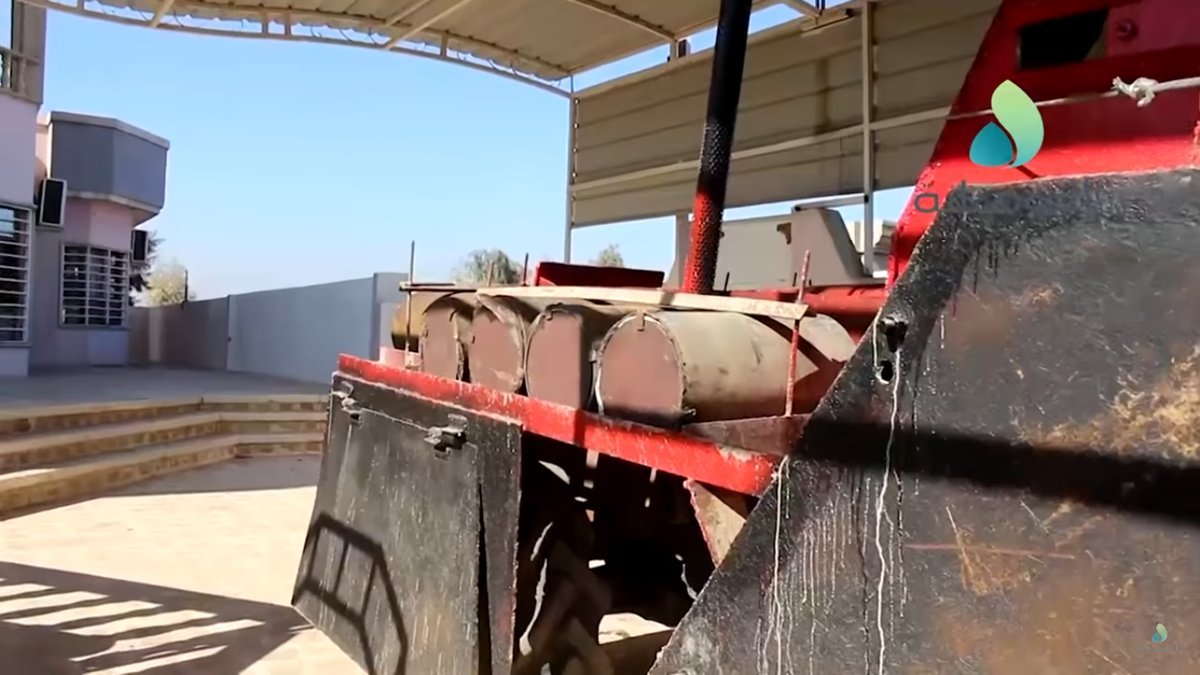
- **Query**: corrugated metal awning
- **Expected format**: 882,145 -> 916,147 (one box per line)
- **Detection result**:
28,0 -> 821,90
568,0 -> 1001,228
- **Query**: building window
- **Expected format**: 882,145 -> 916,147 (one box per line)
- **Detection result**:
0,204 -> 30,344
61,244 -> 129,328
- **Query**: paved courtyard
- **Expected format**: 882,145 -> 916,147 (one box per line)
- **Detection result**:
0,368 -> 324,408
0,456 -> 359,674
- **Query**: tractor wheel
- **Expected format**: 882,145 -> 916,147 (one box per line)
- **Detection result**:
512,461 -> 614,675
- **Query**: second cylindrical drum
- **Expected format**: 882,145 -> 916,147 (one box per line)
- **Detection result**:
467,296 -> 548,393
595,310 -> 805,426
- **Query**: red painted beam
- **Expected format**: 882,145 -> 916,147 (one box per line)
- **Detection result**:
802,285 -> 887,322
338,355 -> 780,495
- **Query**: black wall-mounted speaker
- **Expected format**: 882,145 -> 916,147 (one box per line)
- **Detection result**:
37,177 -> 67,228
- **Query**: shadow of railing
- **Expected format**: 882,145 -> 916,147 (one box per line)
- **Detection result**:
0,561 -> 313,674
292,512 -> 408,675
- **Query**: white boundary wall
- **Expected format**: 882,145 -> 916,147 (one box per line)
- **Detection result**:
130,273 -> 405,384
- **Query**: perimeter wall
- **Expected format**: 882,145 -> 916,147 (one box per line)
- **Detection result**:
129,273 -> 406,384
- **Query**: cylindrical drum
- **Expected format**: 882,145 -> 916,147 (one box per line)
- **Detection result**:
596,310 -> 806,426
467,296 -> 549,393
525,302 -> 635,409
419,293 -> 477,381
391,290 -> 452,352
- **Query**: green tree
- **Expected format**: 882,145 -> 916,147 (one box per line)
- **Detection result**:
591,244 -> 624,268
140,259 -> 196,306
453,249 -> 523,285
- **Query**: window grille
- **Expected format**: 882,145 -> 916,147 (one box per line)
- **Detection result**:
0,204 -> 30,343
61,243 -> 129,328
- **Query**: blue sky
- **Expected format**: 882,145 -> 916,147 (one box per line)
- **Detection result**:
41,4 -> 911,298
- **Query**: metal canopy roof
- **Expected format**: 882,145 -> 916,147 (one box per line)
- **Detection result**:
25,0 -> 828,94
567,0 -> 999,230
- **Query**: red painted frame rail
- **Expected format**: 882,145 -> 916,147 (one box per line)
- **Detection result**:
338,354 -> 780,495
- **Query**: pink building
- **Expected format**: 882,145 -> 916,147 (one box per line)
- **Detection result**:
1,1 -> 169,377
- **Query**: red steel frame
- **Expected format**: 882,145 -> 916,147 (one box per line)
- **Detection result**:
888,0 -> 1200,282
345,0 -> 1200,497
340,355 -> 780,495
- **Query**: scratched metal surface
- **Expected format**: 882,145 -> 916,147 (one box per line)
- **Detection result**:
649,170 -> 1200,674
292,375 -> 522,675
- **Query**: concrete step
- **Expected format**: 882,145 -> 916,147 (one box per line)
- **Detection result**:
0,394 -> 328,437
0,436 -> 239,517
0,430 -> 327,517
0,412 -> 222,472
0,411 -> 329,473
235,432 -> 326,456
200,395 -> 329,415
0,400 -> 203,436
220,410 -> 327,435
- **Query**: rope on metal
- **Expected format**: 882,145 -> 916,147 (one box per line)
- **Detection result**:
1112,75 -> 1200,107
944,75 -> 1200,123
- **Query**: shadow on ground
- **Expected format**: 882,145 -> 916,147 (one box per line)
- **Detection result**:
114,456 -> 324,497
0,561 -> 311,674
0,458 -> 325,522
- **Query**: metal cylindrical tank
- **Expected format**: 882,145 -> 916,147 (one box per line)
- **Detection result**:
525,302 -> 635,409
391,290 -> 453,352
595,310 -> 807,426
467,296 -> 548,393
419,293 -> 477,381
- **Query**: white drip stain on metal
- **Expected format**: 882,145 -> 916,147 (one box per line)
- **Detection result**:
873,348 -> 903,675
768,459 -> 788,675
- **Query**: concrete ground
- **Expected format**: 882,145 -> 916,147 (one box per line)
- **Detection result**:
0,368 -> 324,408
0,456 -> 359,675
0,454 -> 671,674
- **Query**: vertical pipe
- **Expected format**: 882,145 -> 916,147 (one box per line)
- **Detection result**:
671,212 -> 690,288
563,94 -> 578,263
405,240 -> 416,353
681,0 -> 754,295
860,0 -> 876,276
784,250 -> 812,416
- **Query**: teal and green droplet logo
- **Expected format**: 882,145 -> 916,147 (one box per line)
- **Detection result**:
1152,623 -> 1168,643
969,80 -> 1044,168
